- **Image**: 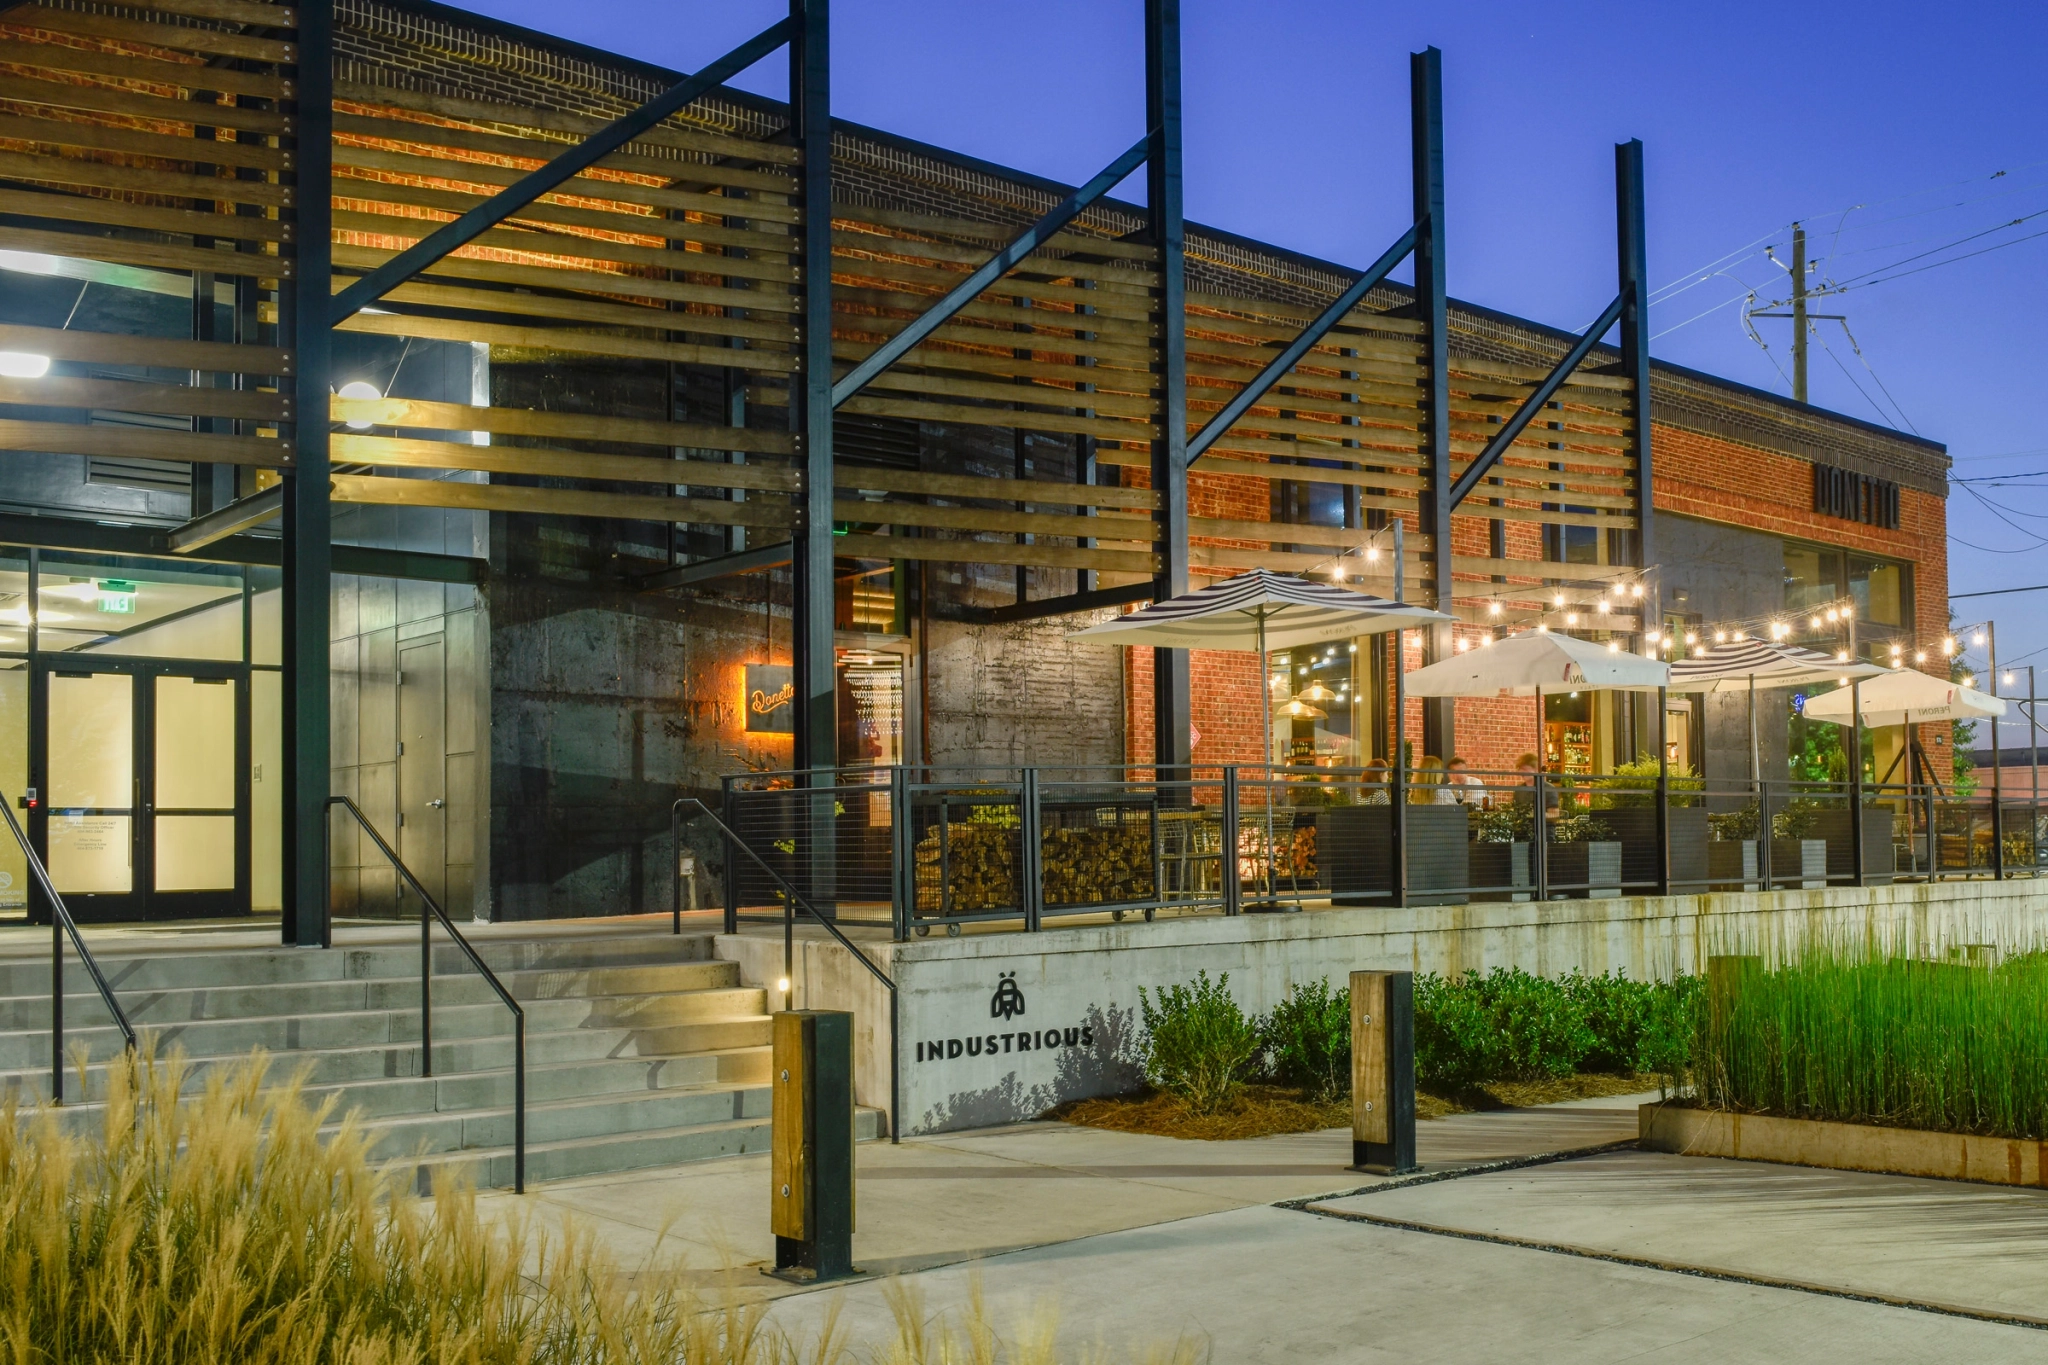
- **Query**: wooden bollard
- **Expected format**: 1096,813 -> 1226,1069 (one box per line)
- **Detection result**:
1349,970 -> 1417,1174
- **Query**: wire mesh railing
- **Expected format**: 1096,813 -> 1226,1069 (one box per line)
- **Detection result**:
710,765 -> 2043,940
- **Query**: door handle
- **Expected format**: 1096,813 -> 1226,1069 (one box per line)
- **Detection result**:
428,798 -> 445,809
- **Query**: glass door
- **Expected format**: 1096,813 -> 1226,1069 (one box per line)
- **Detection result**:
35,661 -> 247,922
45,668 -> 139,920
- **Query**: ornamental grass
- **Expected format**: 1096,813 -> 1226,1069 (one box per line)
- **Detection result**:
1694,947 -> 2048,1139
0,1049 -> 1181,1364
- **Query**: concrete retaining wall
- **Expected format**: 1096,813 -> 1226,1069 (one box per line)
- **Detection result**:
718,879 -> 2048,1137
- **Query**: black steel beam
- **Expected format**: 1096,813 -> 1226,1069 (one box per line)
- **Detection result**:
283,0 -> 334,948
1444,290 -> 1624,510
830,136 -> 1149,407
636,540 -> 792,591
1412,47 -> 1454,759
1615,138 -> 1653,575
1146,0 -> 1190,774
979,580 -> 1152,624
791,0 -> 836,773
327,17 -> 795,324
1187,225 -> 1417,465
169,484 -> 284,553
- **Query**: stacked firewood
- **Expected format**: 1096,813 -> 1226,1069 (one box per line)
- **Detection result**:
1042,826 -> 1154,905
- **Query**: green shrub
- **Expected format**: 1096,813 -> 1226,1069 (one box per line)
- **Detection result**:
1414,971 -> 1501,1090
1592,753 -> 1705,809
1138,970 -> 1263,1114
1416,968 -> 1697,1090
1262,977 -> 1351,1101
1564,970 -> 1700,1076
1546,811 -> 1615,844
1471,802 -> 1533,844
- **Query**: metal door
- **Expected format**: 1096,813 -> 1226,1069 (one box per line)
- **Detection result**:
396,637 -> 446,908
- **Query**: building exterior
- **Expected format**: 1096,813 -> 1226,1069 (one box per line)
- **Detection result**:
0,0 -> 1946,930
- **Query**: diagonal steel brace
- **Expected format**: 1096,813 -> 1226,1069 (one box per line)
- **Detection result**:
830,135 -> 1151,408
328,18 -> 794,325
1187,224 -> 1418,464
1444,290 -> 1626,509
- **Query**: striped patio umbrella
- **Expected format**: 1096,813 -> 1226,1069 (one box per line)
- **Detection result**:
1669,638 -> 1888,781
1070,569 -> 1451,901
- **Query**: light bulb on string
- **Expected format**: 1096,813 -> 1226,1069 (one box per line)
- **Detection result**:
1974,631 -> 1987,647
1487,601 -> 1502,617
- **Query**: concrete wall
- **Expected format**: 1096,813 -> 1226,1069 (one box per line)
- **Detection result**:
721,880 -> 2048,1137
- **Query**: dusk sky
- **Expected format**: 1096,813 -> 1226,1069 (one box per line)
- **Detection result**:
463,0 -> 2048,732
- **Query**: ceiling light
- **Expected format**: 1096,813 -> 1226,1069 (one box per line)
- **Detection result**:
0,351 -> 51,379
0,249 -> 60,275
336,379 -> 382,429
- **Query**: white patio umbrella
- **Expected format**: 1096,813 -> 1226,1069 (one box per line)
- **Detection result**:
1403,631 -> 1667,787
1799,667 -> 2008,727
1668,638 -> 1888,781
1800,668 -> 2007,793
1069,568 -> 1452,896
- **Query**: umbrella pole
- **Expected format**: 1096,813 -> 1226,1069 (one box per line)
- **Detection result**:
1260,610 -> 1276,903
1748,674 -> 1758,788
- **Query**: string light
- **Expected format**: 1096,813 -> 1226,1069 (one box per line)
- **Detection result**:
1597,599 -> 1611,614
1365,546 -> 1380,562
1915,650 -> 1927,664
1331,563 -> 1345,581
1973,631 -> 1988,647
1487,601 -> 1503,616
1606,640 -> 1620,653
1536,623 -> 1549,633
1552,593 -> 1566,608
1566,611 -> 1579,626
1943,637 -> 1957,654
1836,651 -> 1849,662
1962,673 -> 1976,688
1455,638 -> 1470,652
2005,672 -> 2016,687
1685,632 -> 1698,646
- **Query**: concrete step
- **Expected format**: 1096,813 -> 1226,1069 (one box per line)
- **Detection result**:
0,960 -> 744,1031
392,1106 -> 888,1192
355,1081 -> 775,1157
0,931 -> 718,999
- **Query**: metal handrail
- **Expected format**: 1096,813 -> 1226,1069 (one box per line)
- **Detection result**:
673,796 -> 900,1143
0,789 -> 136,1104
325,796 -> 526,1192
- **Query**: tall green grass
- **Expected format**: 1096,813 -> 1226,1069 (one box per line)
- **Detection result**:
1695,949 -> 2048,1138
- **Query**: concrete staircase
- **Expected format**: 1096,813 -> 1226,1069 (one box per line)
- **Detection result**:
0,926 -> 881,1188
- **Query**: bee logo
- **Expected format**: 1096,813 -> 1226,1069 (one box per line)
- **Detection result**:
990,971 -> 1026,1021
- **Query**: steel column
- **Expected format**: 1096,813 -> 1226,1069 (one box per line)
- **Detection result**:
1615,140 -> 1653,576
281,0 -> 333,948
791,0 -> 836,774
1146,0 -> 1190,775
1411,48 -> 1454,760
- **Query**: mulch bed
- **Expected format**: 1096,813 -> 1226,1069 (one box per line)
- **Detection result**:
1049,1073 -> 1664,1141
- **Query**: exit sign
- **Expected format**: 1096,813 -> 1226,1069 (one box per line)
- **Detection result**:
95,579 -> 137,614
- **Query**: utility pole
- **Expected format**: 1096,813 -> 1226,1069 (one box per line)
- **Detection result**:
1790,224 -> 1808,402
1751,222 -> 1842,404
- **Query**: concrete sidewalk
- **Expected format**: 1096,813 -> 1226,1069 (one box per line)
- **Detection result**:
480,1094 -> 1649,1285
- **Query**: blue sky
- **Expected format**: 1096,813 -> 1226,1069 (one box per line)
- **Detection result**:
460,0 -> 2048,731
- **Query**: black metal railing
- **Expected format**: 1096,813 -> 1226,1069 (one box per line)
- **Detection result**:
326,796 -> 526,1192
674,796 -> 899,1143
1,789 -> 136,1104
711,763 -> 2045,939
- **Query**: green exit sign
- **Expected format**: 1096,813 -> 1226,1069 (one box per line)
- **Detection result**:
95,580 -> 137,614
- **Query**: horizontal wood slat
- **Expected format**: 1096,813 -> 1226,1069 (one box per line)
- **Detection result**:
0,189 -> 291,244
335,310 -> 797,374
0,39 -> 293,100
0,323 -> 291,375
328,176 -> 794,257
0,417 -> 285,465
0,374 -> 289,421
328,398 -> 798,456
329,434 -> 798,494
837,499 -> 1150,542
332,81 -> 799,167
0,224 -> 287,279
0,73 -> 292,134
834,531 -> 1158,575
0,149 -> 291,208
330,145 -> 798,225
0,112 -> 292,172
833,465 -> 1159,510
330,206 -> 796,286
15,6 -> 297,63
329,242 -> 793,316
329,473 -> 793,529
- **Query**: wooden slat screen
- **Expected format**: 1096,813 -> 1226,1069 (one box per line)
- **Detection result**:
0,0 -> 297,472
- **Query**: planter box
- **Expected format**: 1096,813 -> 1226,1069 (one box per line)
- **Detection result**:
1468,840 -> 1530,902
1763,838 -> 1827,889
1598,805 -> 1710,892
1707,839 -> 1758,890
1807,808 -> 1897,886
1542,840 -> 1622,898
1323,804 -> 1471,906
1641,1102 -> 2048,1187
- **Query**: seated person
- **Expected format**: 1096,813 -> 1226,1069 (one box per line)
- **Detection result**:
1445,756 -> 1486,805
1411,755 -> 1458,805
1512,752 -> 1562,810
1362,758 -> 1391,804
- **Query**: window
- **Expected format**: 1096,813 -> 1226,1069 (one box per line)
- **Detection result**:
1782,542 -> 1845,615
1850,557 -> 1907,627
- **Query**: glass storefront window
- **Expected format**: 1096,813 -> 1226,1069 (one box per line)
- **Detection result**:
1782,543 -> 1844,615
250,566 -> 282,665
1850,556 -> 1907,627
1270,641 -> 1364,767
38,559 -> 244,660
